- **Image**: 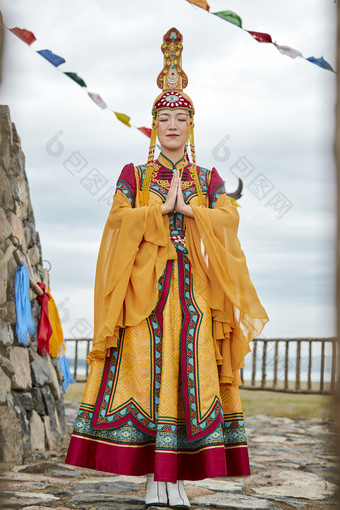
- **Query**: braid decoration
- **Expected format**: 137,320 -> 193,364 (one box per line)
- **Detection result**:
187,115 -> 204,206
142,115 -> 159,206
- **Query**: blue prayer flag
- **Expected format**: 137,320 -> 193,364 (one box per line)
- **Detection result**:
306,56 -> 334,72
37,49 -> 66,67
59,355 -> 76,392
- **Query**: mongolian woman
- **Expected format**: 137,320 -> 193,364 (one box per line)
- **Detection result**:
66,27 -> 269,509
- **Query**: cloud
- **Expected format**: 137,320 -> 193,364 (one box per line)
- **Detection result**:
1,0 -> 336,338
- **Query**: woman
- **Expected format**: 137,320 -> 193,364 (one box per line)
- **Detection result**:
65,27 -> 269,509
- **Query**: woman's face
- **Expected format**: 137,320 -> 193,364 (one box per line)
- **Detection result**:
157,109 -> 188,153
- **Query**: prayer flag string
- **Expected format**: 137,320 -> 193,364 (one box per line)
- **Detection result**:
5,23 -> 152,138
186,2 -> 335,72
4,6 -> 335,144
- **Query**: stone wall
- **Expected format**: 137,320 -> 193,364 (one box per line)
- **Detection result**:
0,105 -> 66,464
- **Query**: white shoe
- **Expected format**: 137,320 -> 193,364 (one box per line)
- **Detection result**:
166,480 -> 190,509
145,474 -> 168,507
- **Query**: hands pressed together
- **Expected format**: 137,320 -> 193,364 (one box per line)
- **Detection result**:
160,169 -> 194,218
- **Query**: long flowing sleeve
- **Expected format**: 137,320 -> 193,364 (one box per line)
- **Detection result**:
87,164 -> 176,364
185,169 -> 269,385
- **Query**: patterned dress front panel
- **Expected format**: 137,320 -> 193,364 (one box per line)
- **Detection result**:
66,158 -> 251,481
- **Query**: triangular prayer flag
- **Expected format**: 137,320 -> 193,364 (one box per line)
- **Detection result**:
306,56 -> 334,72
137,126 -> 152,138
186,0 -> 210,11
213,10 -> 242,28
64,72 -> 87,87
58,355 -> 75,392
46,286 -> 66,358
37,49 -> 65,67
88,92 -> 107,109
14,261 -> 35,344
114,111 -> 131,127
9,27 -> 36,45
274,43 -> 303,59
247,31 -> 272,43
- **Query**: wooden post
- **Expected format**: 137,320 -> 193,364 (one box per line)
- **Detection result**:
296,340 -> 301,392
284,340 -> 289,391
334,5 -> 340,504
331,340 -> 337,394
320,339 -> 325,393
261,340 -> 267,388
13,249 -> 44,296
308,339 -> 312,392
273,340 -> 279,389
251,340 -> 257,387
74,340 -> 78,380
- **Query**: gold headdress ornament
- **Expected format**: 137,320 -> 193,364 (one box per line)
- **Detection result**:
142,27 -> 204,206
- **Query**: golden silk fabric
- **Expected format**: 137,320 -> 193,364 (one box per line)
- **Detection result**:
46,286 -> 66,358
186,198 -> 268,383
88,165 -> 268,387
82,259 -> 224,432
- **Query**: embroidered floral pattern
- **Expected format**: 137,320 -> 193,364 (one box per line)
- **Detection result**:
116,179 -> 135,206
178,251 -> 224,440
210,182 -> 226,209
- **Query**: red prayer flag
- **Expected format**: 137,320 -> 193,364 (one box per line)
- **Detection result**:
36,282 -> 52,356
247,30 -> 272,44
137,126 -> 152,138
9,27 -> 36,45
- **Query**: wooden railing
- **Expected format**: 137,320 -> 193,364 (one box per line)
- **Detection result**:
65,337 -> 338,394
240,337 -> 337,394
65,338 -> 92,381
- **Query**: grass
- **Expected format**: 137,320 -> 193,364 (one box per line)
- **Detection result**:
65,382 -> 334,420
64,382 -> 87,402
240,389 -> 334,420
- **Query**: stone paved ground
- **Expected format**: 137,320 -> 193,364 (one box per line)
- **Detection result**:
0,401 -> 339,510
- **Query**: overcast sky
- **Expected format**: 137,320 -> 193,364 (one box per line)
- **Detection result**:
0,0 -> 337,346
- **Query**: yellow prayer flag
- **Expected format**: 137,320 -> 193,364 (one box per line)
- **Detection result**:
46,287 -> 66,358
186,0 -> 210,11
114,111 -> 131,127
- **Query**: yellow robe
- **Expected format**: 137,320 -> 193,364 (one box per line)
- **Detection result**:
66,155 -> 269,481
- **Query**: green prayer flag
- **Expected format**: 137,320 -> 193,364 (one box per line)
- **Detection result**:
213,10 -> 242,28
64,72 -> 87,87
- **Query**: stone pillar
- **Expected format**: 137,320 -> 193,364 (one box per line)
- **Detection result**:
0,105 -> 66,464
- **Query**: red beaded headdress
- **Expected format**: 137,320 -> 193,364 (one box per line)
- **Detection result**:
142,27 -> 203,206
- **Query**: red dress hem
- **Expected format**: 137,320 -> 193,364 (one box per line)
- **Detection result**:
65,434 -> 251,483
